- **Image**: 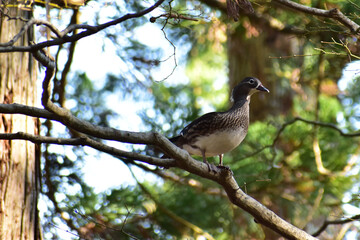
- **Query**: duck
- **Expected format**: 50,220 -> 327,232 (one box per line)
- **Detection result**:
167,77 -> 269,171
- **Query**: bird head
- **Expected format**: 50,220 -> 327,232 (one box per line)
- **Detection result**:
231,77 -> 269,102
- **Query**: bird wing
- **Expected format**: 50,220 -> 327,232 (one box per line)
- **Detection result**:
180,112 -> 221,138
168,112 -> 225,150
175,98 -> 248,144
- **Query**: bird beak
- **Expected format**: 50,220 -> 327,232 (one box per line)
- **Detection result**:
256,84 -> 269,92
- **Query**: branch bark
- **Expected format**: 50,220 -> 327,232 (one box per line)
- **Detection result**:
273,0 -> 360,34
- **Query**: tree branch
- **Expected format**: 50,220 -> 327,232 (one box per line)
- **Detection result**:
0,132 -> 175,168
1,101 -> 357,239
0,103 -> 60,120
272,116 -> 360,151
201,0 -> 308,35
292,117 -> 360,137
56,9 -> 79,107
273,0 -> 360,34
237,116 -> 360,164
312,214 -> 360,237
0,0 -> 166,52
130,161 -> 228,197
0,104 -> 318,238
0,103 -> 194,158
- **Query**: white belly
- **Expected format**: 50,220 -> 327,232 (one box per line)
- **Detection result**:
183,128 -> 247,157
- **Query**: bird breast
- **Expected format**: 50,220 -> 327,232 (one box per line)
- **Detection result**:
183,127 -> 248,157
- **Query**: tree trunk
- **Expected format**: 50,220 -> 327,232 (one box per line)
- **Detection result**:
227,25 -> 294,121
227,22 -> 296,239
0,5 -> 39,240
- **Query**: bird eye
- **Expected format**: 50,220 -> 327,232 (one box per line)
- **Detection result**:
249,78 -> 255,84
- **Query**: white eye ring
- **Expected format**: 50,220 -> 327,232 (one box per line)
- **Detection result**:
249,78 -> 255,84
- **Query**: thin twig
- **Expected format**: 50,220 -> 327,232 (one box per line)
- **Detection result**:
312,214 -> 360,237
150,13 -> 199,23
0,132 -> 176,168
318,38 -> 360,60
74,209 -> 141,240
130,161 -> 228,197
157,0 -> 178,81
0,0 -> 166,52
293,117 -> 360,137
57,9 -> 79,106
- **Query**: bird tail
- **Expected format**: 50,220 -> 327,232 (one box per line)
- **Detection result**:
169,136 -> 181,144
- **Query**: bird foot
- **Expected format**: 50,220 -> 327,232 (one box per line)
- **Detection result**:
217,165 -> 230,169
217,165 -> 233,175
205,162 -> 219,174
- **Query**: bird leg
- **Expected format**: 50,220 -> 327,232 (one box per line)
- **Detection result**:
218,154 -> 223,166
201,149 -> 218,173
217,154 -> 231,171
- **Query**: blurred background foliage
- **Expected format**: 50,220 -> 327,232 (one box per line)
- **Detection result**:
38,0 -> 360,239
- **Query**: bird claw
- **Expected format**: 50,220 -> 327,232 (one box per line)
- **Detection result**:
205,163 -> 232,175
205,162 -> 219,173
217,165 -> 233,175
203,159 -> 231,174
217,165 -> 230,170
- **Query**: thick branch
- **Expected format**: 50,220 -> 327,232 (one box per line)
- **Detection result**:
273,0 -> 360,34
2,101 -> 358,239
0,105 -> 318,238
0,103 -> 60,120
0,103 -> 318,239
0,103 -> 191,158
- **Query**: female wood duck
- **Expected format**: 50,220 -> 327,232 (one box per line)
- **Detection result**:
168,77 -> 269,171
